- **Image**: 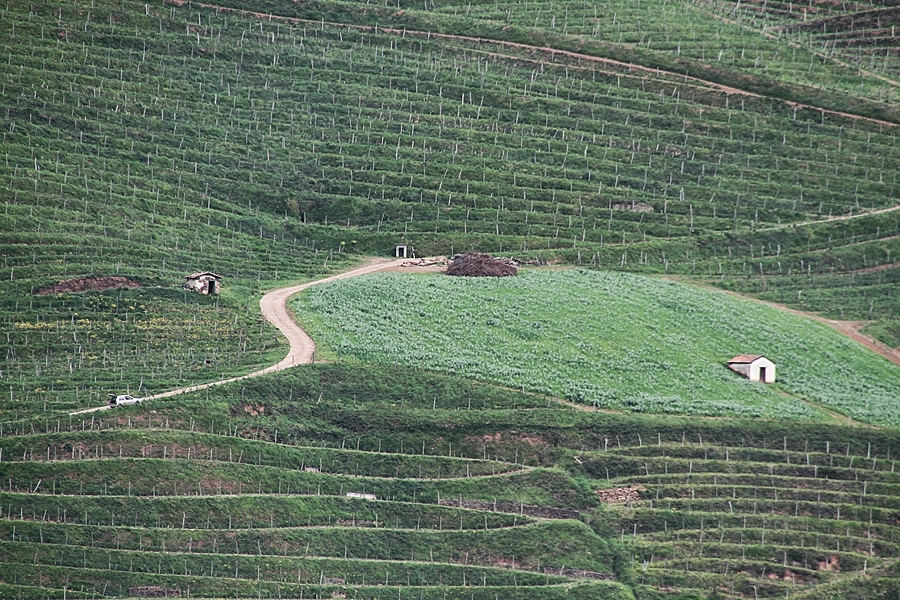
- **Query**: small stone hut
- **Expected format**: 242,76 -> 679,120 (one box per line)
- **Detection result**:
183,272 -> 222,295
395,244 -> 413,258
727,354 -> 775,383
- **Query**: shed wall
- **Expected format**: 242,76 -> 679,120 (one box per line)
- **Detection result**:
749,358 -> 776,383
729,358 -> 775,383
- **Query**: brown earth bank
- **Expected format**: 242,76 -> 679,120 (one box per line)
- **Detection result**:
34,276 -> 141,295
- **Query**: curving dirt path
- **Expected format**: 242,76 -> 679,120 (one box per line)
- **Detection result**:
663,273 -> 900,369
757,204 -> 900,232
715,288 -> 900,368
70,259 -> 397,415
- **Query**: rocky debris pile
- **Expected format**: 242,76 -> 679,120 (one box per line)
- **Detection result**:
446,252 -> 517,277
35,276 -> 141,295
596,485 -> 646,504
399,256 -> 447,267
613,200 -> 654,212
438,497 -> 578,519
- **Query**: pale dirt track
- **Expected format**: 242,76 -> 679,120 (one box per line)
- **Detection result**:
70,259 -> 397,415
745,296 -> 900,369
706,285 -> 900,368
662,274 -> 900,368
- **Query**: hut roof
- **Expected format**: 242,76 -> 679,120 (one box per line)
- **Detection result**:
727,354 -> 767,364
185,271 -> 222,280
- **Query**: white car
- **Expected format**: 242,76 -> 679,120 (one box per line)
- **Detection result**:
109,394 -> 143,406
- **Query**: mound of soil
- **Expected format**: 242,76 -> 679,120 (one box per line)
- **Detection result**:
35,276 -> 141,295
446,252 -> 517,277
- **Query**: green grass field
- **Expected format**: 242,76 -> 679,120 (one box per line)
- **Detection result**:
296,269 -> 900,424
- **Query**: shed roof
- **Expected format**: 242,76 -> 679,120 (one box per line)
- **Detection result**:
727,354 -> 768,364
185,271 -> 222,280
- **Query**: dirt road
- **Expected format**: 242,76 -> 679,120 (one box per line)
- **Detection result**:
745,296 -> 900,368
70,259 -> 397,415
71,259 -> 900,417
708,286 -> 900,368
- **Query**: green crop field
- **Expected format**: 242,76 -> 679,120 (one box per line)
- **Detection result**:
295,269 -> 900,424
5,0 -> 900,596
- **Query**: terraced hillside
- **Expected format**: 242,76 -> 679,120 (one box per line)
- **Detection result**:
0,366 -> 632,600
582,424 -> 900,599
0,1 -> 898,408
4,0 -> 900,420
5,0 -> 900,597
422,0 -> 900,104
705,0 -> 900,87
3,365 -> 900,598
5,0 -> 900,351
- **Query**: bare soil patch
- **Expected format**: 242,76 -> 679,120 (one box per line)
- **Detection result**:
817,555 -> 841,572
383,262 -> 447,274
35,276 -> 140,295
613,201 -> 654,212
474,432 -> 547,446
241,403 -> 266,416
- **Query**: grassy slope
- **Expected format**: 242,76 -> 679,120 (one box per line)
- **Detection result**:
295,269 -> 900,424
4,0 -> 900,344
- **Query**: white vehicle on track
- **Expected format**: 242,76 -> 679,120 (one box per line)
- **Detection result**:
109,394 -> 143,407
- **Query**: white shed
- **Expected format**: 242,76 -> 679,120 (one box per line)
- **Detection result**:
727,355 -> 775,383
